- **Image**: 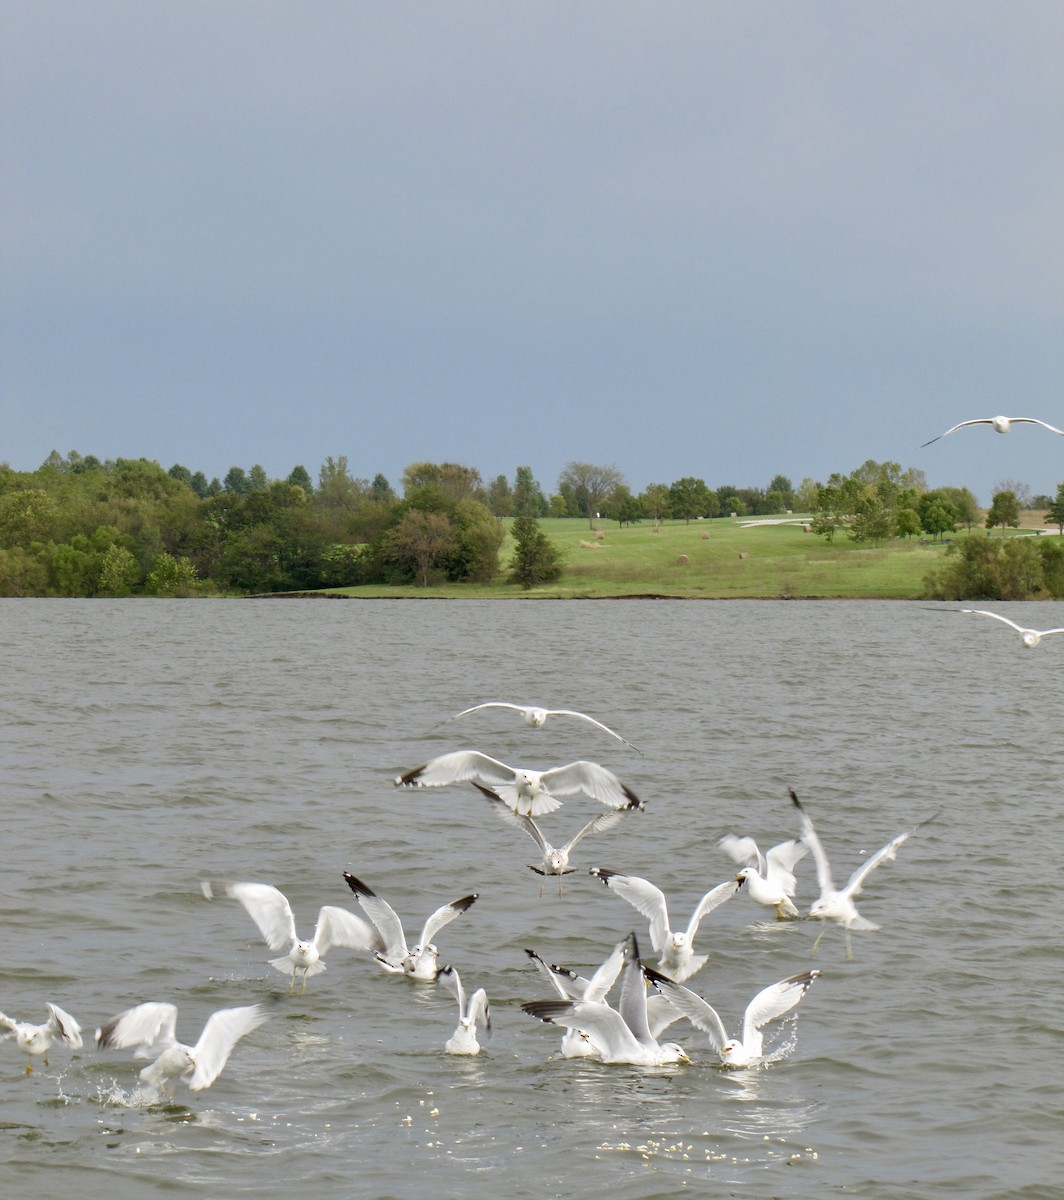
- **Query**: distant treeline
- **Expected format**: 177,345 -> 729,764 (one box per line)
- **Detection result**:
2,451 -> 1062,597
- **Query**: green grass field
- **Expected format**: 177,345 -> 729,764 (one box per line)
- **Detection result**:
320,514 -> 1051,600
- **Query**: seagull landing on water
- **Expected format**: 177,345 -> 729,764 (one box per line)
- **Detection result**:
961,609 -> 1064,649
588,868 -> 741,983
437,966 -> 491,1055
202,880 -> 375,993
522,933 -> 689,1067
0,1003 -> 82,1074
342,872 -> 477,981
96,1002 -> 266,1095
433,702 -> 645,755
719,834 -> 809,919
396,749 -> 643,818
645,967 -> 821,1068
790,790 -> 932,960
474,782 -> 633,892
921,414 -> 1064,447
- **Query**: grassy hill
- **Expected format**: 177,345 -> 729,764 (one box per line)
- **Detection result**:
319,512 -> 1057,600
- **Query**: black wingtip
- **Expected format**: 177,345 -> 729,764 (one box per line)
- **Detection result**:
588,866 -> 617,884
622,784 -> 645,811
395,764 -> 425,787
521,999 -> 571,1024
789,788 -> 804,811
643,966 -> 673,987
452,893 -> 478,912
342,871 -> 376,898
471,781 -> 503,802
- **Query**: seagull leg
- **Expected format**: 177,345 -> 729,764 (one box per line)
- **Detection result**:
810,924 -> 827,955
844,927 -> 854,962
300,970 -> 308,995
288,970 -> 296,996
25,1063 -> 33,1076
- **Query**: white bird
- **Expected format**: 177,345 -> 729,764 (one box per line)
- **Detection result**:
342,872 -> 477,981
434,702 -> 645,754
202,880 -> 375,993
961,608 -> 1064,648
474,782 -> 632,888
791,790 -> 927,959
522,933 -> 689,1067
0,1003 -> 82,1074
96,1002 -> 266,1095
396,750 -> 643,818
645,967 -> 821,1068
436,966 -> 491,1055
719,834 -> 809,919
922,414 -> 1064,447
589,867 -> 741,982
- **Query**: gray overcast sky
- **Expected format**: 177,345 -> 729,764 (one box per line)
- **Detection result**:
2,1 -> 1062,505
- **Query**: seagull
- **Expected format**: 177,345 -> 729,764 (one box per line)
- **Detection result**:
434,702 -> 645,755
202,880 -> 375,993
960,608 -> 1064,648
474,782 -> 632,889
436,966 -> 491,1055
791,790 -> 928,959
0,1003 -> 82,1074
96,1002 -> 266,1095
922,415 -> 1064,447
396,750 -> 643,818
719,834 -> 809,919
645,967 -> 821,1068
522,933 -> 690,1067
589,867 -> 741,982
342,871 -> 477,980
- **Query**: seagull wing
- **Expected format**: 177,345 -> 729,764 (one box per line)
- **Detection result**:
547,709 -> 645,755
540,761 -> 642,810
208,881 -> 297,952
740,970 -> 821,1050
582,937 -> 628,1003
718,835 -> 764,874
921,418 -> 989,446
96,1002 -> 179,1054
522,998 -> 642,1061
790,791 -> 835,900
396,750 -> 516,789
524,949 -> 591,1000
765,838 -> 809,896
189,1004 -> 267,1091
473,782 -> 547,852
841,828 -> 913,899
341,873 -> 407,958
1016,417 -> 1064,435
559,807 -> 628,856
617,934 -> 654,1046
418,893 -> 478,947
441,702 -> 524,723
589,868 -> 670,952
643,969 -> 728,1054
961,609 -> 1027,634
46,1002 -> 83,1049
312,905 -> 379,955
467,989 -> 491,1036
436,964 -> 466,1012
685,879 -> 742,940
647,993 -> 684,1039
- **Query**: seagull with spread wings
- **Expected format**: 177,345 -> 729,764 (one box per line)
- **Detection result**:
961,608 -> 1064,648
922,414 -> 1064,447
0,1002 -> 82,1074
434,702 -> 644,754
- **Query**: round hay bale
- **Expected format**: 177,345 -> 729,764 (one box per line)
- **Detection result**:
676,554 -> 690,565
700,532 -> 710,540
738,551 -> 750,560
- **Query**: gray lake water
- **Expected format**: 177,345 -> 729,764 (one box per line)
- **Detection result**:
1,598 -> 1061,1199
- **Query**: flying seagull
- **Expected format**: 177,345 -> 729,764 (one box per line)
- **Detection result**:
474,782 -> 632,889
342,871 -> 477,980
719,833 -> 809,919
396,749 -> 643,817
0,1003 -> 82,1074
96,1002 -> 266,1095
588,867 -> 741,982
522,932 -> 689,1067
790,790 -> 930,959
436,966 -> 491,1055
645,967 -> 821,1068
202,880 -> 375,992
961,608 -> 1064,648
434,702 -> 645,754
922,415 -> 1064,447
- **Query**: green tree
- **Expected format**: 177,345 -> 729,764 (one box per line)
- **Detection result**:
848,487 -> 893,546
557,462 -> 625,528
402,462 -> 484,504
145,551 -> 200,596
940,486 -> 979,531
603,484 -> 641,527
668,477 -> 714,523
766,474 -> 795,509
97,543 -> 141,596
985,490 -> 1020,534
248,464 -> 269,492
224,466 -> 251,494
287,465 -> 314,495
509,514 -> 564,589
486,474 -> 514,518
895,508 -> 922,540
919,490 -> 957,541
512,466 -> 548,518
639,483 -> 671,526
1044,482 -> 1064,534
384,510 -> 456,586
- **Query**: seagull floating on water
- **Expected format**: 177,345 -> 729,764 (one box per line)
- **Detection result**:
645,967 -> 821,1068
522,933 -> 689,1067
474,782 -> 632,889
96,1002 -> 266,1095
436,966 -> 491,1055
791,790 -> 929,959
719,833 -> 809,919
202,880 -> 374,992
960,608 -> 1064,648
396,749 -> 643,818
342,871 -> 477,980
0,1003 -> 82,1074
434,702 -> 645,755
589,867 -> 741,982
921,414 -> 1064,447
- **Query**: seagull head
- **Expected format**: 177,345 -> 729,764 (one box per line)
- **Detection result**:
991,415 -> 1010,433
658,1042 -> 690,1065
719,1039 -> 750,1068
1021,631 -> 1041,648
